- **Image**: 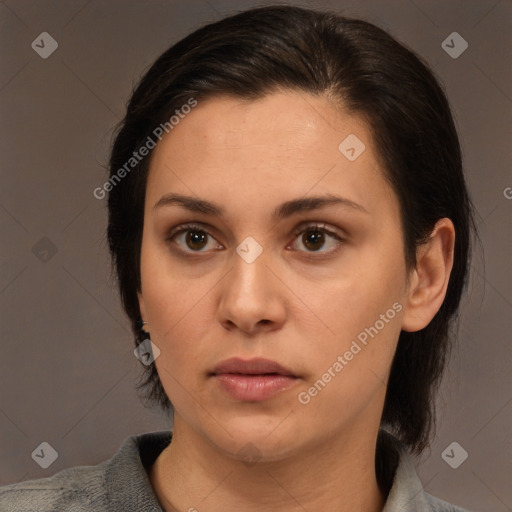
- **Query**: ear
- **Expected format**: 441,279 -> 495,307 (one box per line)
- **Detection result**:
401,218 -> 455,332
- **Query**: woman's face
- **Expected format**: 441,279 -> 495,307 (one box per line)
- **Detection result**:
138,90 -> 410,461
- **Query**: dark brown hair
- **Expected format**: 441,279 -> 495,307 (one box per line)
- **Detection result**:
107,5 -> 474,457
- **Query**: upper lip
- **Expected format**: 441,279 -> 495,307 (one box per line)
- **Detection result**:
212,357 -> 297,377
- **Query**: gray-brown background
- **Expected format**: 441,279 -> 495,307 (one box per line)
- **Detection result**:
1,1 -> 511,511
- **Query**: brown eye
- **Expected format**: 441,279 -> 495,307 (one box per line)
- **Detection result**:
185,230 -> 209,251
168,224 -> 222,253
302,229 -> 326,251
289,223 -> 344,255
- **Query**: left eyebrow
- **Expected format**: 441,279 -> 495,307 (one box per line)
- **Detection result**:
272,195 -> 369,219
152,193 -> 369,218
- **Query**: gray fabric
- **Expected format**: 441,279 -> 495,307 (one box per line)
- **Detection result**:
382,435 -> 471,512
0,430 -> 471,511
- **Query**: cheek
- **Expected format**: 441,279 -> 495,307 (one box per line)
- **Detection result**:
306,246 -> 405,341
294,241 -> 406,399
295,298 -> 403,429
139,243 -> 210,376
140,238 -> 206,331
146,287 -> 214,411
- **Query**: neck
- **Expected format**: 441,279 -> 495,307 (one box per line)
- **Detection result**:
149,418 -> 387,512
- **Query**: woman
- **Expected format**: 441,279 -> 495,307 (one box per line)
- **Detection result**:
1,5 -> 474,511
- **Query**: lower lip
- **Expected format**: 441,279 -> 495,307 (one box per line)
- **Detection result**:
214,374 -> 299,401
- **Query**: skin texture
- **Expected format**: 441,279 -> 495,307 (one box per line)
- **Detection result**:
137,91 -> 455,512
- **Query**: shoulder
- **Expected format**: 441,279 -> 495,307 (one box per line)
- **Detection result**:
424,492 -> 472,512
380,429 -> 473,512
0,431 -> 172,512
0,463 -> 107,512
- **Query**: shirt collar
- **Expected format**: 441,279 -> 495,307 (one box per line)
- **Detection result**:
110,429 -> 432,511
380,429 -> 432,511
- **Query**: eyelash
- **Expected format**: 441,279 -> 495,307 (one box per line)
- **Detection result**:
166,222 -> 345,257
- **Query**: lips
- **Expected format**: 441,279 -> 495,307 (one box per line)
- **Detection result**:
212,357 -> 297,377
211,358 -> 299,402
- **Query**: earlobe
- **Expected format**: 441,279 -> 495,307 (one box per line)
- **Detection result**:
401,218 -> 455,332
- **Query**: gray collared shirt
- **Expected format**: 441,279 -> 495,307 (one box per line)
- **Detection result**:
0,430 -> 471,511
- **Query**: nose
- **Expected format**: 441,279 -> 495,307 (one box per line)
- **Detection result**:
216,247 -> 287,335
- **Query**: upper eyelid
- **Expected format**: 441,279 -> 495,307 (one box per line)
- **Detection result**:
292,222 -> 344,239
167,222 -> 219,239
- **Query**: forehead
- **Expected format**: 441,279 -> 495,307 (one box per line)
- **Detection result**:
153,91 -> 364,160
146,91 -> 397,219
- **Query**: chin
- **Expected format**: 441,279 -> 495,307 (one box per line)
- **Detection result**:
199,412 -> 306,463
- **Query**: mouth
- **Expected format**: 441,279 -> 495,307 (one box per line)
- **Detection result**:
210,357 -> 300,402
212,357 -> 297,376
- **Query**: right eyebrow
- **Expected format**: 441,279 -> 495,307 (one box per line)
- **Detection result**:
153,193 -> 224,216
